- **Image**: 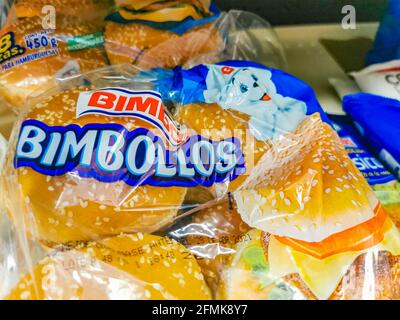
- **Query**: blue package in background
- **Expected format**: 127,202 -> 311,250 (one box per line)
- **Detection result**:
329,114 -> 397,185
343,93 -> 400,179
330,113 -> 400,225
367,0 -> 400,65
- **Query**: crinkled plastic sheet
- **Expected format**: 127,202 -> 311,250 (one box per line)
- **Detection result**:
1,61 -> 400,300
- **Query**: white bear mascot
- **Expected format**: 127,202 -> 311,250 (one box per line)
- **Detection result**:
204,66 -> 307,141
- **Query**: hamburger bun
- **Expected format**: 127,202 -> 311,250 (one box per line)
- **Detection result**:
233,114 -> 379,242
0,17 -> 107,109
104,21 -> 222,69
6,233 -> 211,300
7,87 -> 187,244
175,102 -> 271,196
172,198 -> 250,293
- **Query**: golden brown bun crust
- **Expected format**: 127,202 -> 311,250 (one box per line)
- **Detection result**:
14,0 -> 114,27
13,88 -> 186,244
6,234 -> 211,300
261,232 -> 400,300
234,115 -> 378,242
104,21 -> 222,69
175,103 -> 271,192
184,199 -> 250,293
0,17 -> 108,108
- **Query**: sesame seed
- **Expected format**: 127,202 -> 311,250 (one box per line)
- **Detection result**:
325,188 -> 331,194
311,179 -> 318,187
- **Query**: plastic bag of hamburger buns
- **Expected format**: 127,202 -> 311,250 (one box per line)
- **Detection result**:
0,8 -> 109,111
155,61 -> 400,300
1,60 -> 400,300
104,1 -> 285,70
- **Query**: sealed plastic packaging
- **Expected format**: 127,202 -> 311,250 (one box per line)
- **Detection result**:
0,9 -> 109,110
1,61 -> 400,300
104,2 -> 285,70
329,114 -> 400,227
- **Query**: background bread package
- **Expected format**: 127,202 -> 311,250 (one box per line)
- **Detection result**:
0,2 -> 111,111
104,7 -> 286,71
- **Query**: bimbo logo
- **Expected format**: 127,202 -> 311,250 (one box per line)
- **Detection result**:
76,88 -> 186,146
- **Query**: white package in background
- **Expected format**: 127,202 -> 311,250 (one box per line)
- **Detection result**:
351,60 -> 400,100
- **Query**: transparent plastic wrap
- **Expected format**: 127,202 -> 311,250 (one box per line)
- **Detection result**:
0,8 -> 109,110
329,114 -> 400,228
1,61 -> 400,300
104,2 -> 286,70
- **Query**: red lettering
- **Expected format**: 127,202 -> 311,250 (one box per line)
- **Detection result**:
115,96 -> 127,111
126,97 -> 160,117
88,92 -> 116,109
221,66 -> 235,75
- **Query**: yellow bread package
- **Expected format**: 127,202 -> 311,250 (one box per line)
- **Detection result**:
2,61 -> 400,300
0,16 -> 108,110
104,2 -> 285,70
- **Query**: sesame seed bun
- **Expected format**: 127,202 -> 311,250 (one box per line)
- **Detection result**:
104,21 -> 222,69
0,17 -> 108,109
6,233 -> 211,300
10,88 -> 186,244
233,114 -> 378,243
175,102 -> 271,197
176,198 -> 250,294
